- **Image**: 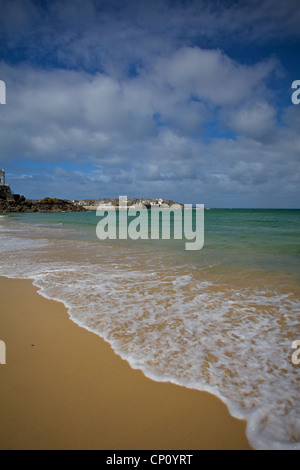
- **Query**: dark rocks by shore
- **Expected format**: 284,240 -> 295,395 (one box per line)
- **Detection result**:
0,187 -> 87,213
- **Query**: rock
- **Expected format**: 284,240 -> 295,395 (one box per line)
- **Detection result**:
0,187 -> 87,213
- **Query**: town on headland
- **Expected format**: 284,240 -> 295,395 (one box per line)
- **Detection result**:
74,196 -> 183,210
0,169 -> 183,213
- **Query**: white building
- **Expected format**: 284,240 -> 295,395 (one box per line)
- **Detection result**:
0,169 -> 5,186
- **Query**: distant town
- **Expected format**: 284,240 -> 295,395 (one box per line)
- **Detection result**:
72,197 -> 183,210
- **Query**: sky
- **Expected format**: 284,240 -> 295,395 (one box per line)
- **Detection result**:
0,0 -> 300,207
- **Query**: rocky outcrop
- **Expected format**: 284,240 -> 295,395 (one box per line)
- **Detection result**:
0,187 -> 87,213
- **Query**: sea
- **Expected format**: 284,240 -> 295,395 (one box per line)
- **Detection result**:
0,208 -> 299,450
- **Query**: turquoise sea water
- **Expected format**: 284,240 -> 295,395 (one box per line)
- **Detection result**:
0,208 -> 299,449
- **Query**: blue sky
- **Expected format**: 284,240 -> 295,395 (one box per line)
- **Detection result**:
0,0 -> 299,207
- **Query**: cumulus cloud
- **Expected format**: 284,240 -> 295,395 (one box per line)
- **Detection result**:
224,101 -> 278,141
153,47 -> 278,106
0,46 -> 279,163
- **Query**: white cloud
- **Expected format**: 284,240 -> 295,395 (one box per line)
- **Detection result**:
225,101 -> 278,141
153,47 -> 278,107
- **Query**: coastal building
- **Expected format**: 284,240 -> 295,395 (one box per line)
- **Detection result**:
0,169 -> 5,186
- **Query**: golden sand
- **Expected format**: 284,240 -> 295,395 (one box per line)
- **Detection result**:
0,276 -> 252,450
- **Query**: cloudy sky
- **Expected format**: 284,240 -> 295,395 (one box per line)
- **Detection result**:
0,0 -> 300,207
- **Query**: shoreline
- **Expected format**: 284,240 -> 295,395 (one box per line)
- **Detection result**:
0,275 -> 252,450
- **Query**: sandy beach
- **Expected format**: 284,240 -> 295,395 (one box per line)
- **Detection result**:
0,276 -> 252,450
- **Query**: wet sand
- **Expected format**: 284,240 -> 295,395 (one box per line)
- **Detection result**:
0,276 -> 252,450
